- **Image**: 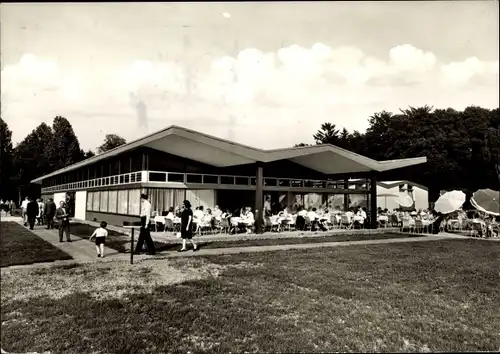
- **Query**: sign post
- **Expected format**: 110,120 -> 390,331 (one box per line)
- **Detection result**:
123,221 -> 142,265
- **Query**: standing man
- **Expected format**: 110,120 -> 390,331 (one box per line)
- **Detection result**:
264,196 -> 272,217
26,197 -> 39,230
21,196 -> 29,226
37,198 -> 45,225
55,201 -> 71,242
134,194 -> 156,255
44,198 -> 57,229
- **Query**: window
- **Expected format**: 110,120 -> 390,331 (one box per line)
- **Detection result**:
87,192 -> 93,211
93,191 -> 101,211
108,191 -> 117,213
100,191 -> 108,212
128,189 -> 141,215
118,190 -> 128,214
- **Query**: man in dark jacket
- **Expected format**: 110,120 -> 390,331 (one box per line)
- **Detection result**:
44,198 -> 57,229
26,197 -> 39,230
55,201 -> 71,242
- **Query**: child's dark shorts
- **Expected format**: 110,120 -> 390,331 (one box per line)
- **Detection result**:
95,237 -> 106,245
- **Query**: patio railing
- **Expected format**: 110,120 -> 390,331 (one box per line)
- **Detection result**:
41,170 -> 370,193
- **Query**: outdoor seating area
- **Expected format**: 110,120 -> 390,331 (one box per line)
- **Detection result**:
150,205 -> 378,236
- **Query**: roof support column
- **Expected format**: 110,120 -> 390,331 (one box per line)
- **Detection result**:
254,162 -> 264,234
370,173 -> 378,229
343,179 -> 349,211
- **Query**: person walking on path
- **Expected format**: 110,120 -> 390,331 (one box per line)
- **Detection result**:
134,194 -> 156,255
44,198 -> 56,229
21,196 -> 29,226
89,221 -> 108,258
55,201 -> 71,242
26,197 -> 39,230
179,200 -> 198,252
36,198 -> 45,225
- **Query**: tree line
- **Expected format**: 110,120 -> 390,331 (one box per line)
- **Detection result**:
1,105 -> 498,203
297,105 -> 500,202
0,116 -> 126,201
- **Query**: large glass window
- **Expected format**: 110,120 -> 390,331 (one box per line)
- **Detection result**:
128,189 -> 141,215
87,192 -> 93,211
117,190 -> 128,214
93,191 -> 101,211
100,191 -> 108,212
108,191 -> 117,213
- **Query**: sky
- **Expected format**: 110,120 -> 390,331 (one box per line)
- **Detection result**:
1,1 -> 499,151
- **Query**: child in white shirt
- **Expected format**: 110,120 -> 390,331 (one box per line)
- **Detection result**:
89,221 -> 108,258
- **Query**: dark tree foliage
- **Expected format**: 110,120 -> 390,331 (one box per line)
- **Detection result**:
12,122 -> 54,199
0,118 -> 15,200
46,116 -> 84,171
98,134 -> 127,154
311,105 -> 500,202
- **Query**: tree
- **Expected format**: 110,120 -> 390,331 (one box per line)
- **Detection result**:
306,105 -> 500,203
46,116 -> 84,171
98,134 -> 126,154
313,123 -> 340,145
12,123 -> 54,198
294,143 -> 312,147
0,118 -> 14,199
83,150 -> 96,159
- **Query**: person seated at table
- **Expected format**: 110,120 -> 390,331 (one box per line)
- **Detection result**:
241,207 -> 255,234
166,207 -> 175,221
351,207 -> 364,227
193,206 -> 204,233
204,208 -> 215,229
318,209 -> 330,231
213,205 -> 223,220
296,206 -> 307,231
307,207 -> 323,231
175,206 -> 182,218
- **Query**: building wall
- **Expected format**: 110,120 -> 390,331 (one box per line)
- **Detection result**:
85,211 -> 141,227
54,192 -> 66,207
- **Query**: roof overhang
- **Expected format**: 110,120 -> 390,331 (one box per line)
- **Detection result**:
31,125 -> 427,184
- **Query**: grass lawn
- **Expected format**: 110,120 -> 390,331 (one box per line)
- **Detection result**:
2,239 -> 499,353
193,232 -> 422,250
0,222 -> 73,267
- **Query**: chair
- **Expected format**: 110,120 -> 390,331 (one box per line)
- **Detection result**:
219,218 -> 230,234
401,217 -> 411,232
281,218 -> 292,232
289,215 -> 297,231
328,214 -> 338,230
163,218 -> 175,234
390,214 -> 399,227
154,216 -> 166,232
340,215 -> 352,230
414,219 -> 424,234
270,216 -> 281,232
303,216 -> 313,231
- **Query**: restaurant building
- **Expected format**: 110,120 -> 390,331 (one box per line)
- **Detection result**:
31,125 -> 427,232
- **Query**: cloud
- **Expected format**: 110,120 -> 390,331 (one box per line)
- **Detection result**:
1,44 -> 498,151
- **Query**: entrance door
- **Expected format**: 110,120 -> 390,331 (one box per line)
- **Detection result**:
75,191 -> 87,220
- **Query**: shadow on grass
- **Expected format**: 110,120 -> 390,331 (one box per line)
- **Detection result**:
0,222 -> 73,267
